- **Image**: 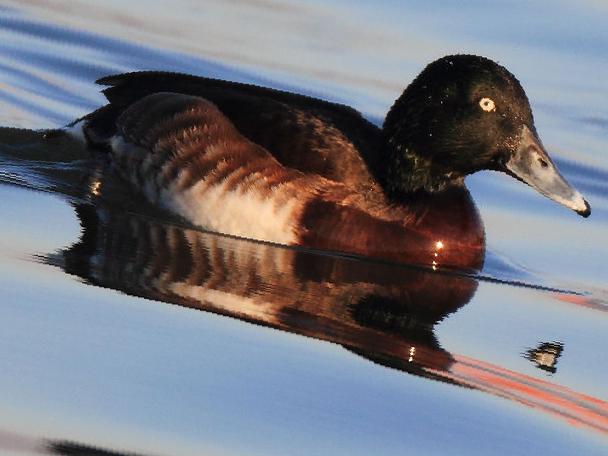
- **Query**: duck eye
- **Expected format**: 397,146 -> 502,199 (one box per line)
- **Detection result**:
479,97 -> 496,112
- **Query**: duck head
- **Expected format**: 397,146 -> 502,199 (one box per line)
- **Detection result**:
382,54 -> 590,217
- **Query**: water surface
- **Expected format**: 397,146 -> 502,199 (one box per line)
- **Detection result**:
0,1 -> 607,455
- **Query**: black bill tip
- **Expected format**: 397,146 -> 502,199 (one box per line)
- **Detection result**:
576,199 -> 591,218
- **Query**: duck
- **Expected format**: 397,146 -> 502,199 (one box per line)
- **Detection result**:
64,54 -> 590,271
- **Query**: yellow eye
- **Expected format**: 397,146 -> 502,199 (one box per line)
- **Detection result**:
479,97 -> 496,112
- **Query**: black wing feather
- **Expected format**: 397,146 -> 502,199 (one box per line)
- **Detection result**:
85,71 -> 383,190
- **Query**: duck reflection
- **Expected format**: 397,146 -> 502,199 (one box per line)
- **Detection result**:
52,201 -> 477,378
44,202 -> 608,437
2,128 -> 607,436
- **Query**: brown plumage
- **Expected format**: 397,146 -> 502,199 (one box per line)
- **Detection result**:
87,71 -> 382,193
76,69 -> 487,271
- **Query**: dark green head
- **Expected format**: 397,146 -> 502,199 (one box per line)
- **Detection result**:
382,54 -> 590,217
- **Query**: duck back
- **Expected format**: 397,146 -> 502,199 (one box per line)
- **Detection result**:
86,71 -> 382,192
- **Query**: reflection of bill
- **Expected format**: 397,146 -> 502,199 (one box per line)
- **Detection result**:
44,202 -> 608,437
524,341 -> 564,374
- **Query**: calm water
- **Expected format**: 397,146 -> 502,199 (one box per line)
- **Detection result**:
0,1 -> 607,455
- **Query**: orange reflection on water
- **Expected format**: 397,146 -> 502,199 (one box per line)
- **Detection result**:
436,355 -> 608,436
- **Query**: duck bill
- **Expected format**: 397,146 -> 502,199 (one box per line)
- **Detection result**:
504,125 -> 591,217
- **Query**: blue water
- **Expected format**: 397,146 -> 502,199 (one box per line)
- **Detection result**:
0,1 -> 607,455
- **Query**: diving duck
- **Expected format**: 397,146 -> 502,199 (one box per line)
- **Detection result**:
66,55 -> 590,271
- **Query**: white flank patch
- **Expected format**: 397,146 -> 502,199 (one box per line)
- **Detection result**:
163,177 -> 301,245
109,134 -> 147,162
108,134 -> 162,202
109,134 -> 126,152
107,134 -> 306,245
64,120 -> 87,143
168,283 -> 279,323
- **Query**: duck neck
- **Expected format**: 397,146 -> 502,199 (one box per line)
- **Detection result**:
377,139 -> 457,201
378,92 -> 440,200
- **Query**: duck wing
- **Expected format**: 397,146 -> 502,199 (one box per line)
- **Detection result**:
93,91 -> 357,244
84,71 -> 382,191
